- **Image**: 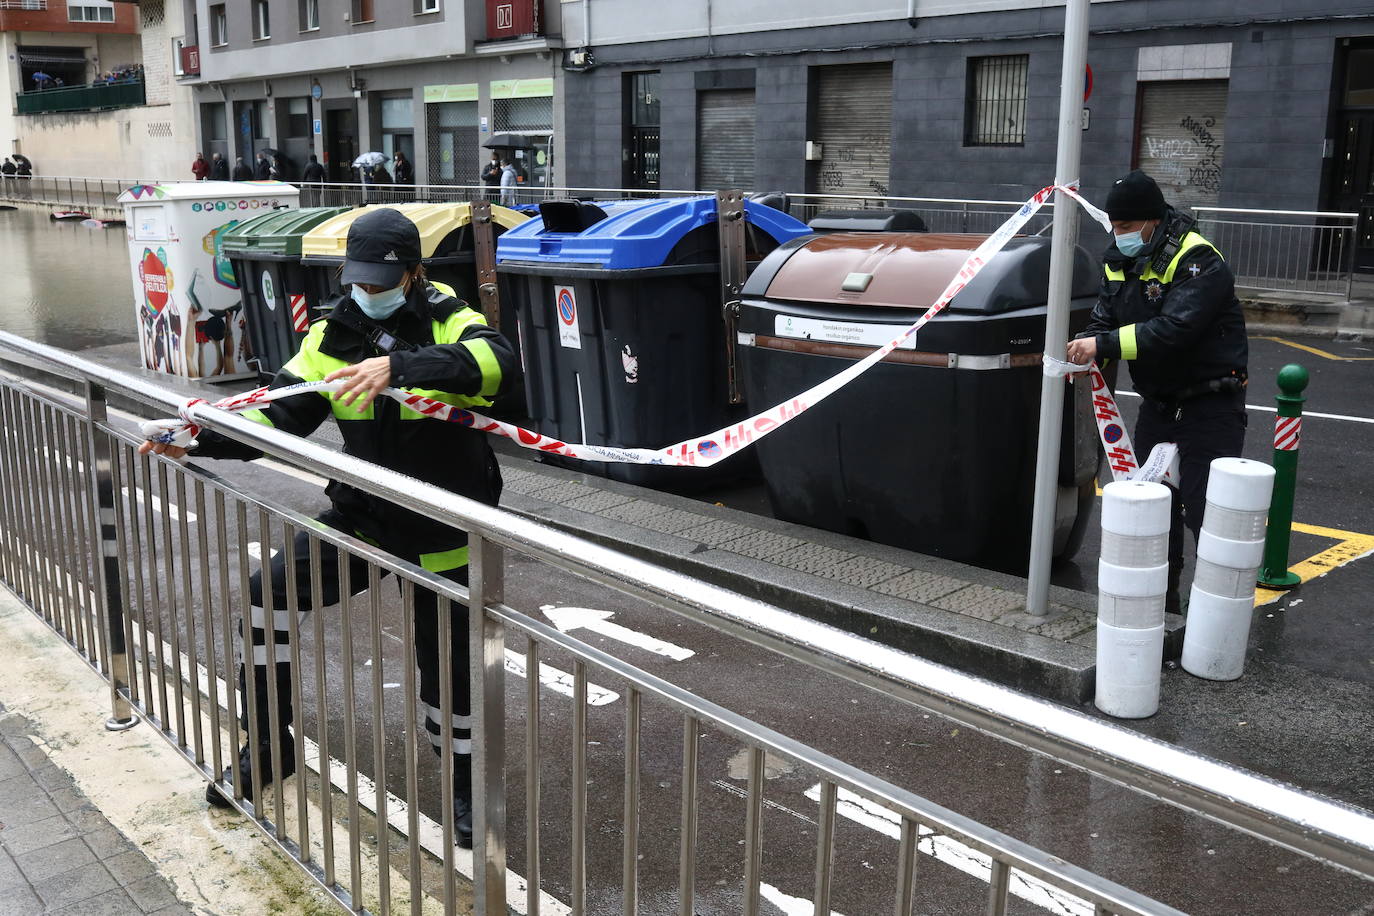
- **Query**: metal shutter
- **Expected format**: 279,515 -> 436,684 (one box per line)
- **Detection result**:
811,63 -> 893,199
1135,80 -> 1228,214
697,89 -> 756,192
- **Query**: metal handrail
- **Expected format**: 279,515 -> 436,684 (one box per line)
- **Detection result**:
1194,206 -> 1360,220
1,326 -> 1371,884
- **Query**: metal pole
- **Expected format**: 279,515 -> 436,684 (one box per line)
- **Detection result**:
1258,364 -> 1308,589
1027,0 -> 1091,616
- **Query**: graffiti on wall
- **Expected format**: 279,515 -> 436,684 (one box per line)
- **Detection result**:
1142,113 -> 1224,198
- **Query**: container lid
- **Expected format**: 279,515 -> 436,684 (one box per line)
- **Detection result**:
494,196 -> 812,270
117,180 -> 297,203
300,202 -> 529,261
221,206 -> 354,258
743,232 -> 1099,314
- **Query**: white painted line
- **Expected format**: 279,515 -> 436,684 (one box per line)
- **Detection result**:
804,784 -> 1093,916
504,648 -> 620,706
253,456 -> 330,487
122,612 -> 570,915
540,605 -> 695,661
709,779 -> 816,826
246,541 -> 279,562
123,486 -> 196,523
761,882 -> 845,916
1116,389 -> 1374,425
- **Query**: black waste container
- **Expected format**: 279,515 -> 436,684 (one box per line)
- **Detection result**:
496,196 -> 813,488
808,208 -> 927,233
222,206 -> 354,377
737,232 -> 1101,570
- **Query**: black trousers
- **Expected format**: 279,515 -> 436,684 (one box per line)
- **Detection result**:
242,508 -> 472,763
1132,391 -> 1247,597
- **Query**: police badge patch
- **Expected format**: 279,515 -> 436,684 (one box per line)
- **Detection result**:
1145,279 -> 1164,302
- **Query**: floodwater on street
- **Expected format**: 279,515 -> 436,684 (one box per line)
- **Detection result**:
1,207 -> 136,351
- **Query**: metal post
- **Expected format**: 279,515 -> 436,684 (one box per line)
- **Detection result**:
1258,364 -> 1308,589
84,382 -> 139,731
470,534 -> 508,914
470,199 -> 502,331
717,190 -> 747,405
1026,0 -> 1090,616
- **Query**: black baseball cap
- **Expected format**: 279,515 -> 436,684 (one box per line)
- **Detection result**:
341,207 -> 422,288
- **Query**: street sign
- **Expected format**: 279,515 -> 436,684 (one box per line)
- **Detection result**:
1084,64 -> 1093,102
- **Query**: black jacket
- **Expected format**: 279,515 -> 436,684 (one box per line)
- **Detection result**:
192,281 -> 520,551
393,158 -> 414,183
1079,208 -> 1247,401
302,161 -> 326,183
231,162 -> 252,181
254,157 -> 272,180
210,158 -> 230,180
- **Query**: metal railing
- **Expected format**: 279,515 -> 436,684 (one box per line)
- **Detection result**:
2,329 -> 1373,913
1194,207 -> 1359,300
16,78 -> 146,115
0,174 -> 155,208
0,0 -> 48,8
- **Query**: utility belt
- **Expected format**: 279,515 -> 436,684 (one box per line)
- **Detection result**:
1147,372 -> 1247,421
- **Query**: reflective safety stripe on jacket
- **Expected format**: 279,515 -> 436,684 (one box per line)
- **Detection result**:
1103,231 -> 1222,361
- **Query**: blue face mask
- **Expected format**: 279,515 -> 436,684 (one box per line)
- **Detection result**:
1115,229 -> 1147,258
352,283 -> 407,320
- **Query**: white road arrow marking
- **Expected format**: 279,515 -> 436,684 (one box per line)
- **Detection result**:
805,784 -> 1093,916
504,648 -> 619,706
540,605 -> 694,661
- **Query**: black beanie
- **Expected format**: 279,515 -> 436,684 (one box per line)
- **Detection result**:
1105,170 -> 1166,222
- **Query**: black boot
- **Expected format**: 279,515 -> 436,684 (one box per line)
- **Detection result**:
453,756 -> 473,849
206,730 -> 296,808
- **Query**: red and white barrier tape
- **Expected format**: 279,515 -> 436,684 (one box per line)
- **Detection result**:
142,181 -> 1162,479
1274,415 -> 1301,451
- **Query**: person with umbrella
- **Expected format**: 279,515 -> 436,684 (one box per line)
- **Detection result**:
30,71 -> 52,91
353,151 -> 388,203
480,151 -> 502,202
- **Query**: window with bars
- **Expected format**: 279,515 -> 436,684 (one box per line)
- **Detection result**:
624,71 -> 661,189
965,54 -> 1029,147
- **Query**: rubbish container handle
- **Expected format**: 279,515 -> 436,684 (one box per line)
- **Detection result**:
717,190 -> 747,405
470,198 -> 502,331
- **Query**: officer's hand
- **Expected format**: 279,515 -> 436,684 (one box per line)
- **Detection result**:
327,356 -> 392,413
138,439 -> 188,460
1066,337 -> 1097,366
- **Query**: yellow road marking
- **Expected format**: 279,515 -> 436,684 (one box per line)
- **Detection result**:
1252,336 -> 1374,361
1254,521 -> 1374,607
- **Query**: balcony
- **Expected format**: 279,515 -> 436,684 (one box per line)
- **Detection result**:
17,77 -> 145,114
485,0 -> 541,40
0,1 -> 49,9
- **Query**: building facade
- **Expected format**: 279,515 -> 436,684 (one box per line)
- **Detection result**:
558,0 -> 1374,270
182,0 -> 563,188
2,0 -> 198,179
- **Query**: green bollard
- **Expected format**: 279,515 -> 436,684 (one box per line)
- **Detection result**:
1258,363 -> 1309,589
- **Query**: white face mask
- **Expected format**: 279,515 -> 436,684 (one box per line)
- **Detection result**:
353,284 -> 407,319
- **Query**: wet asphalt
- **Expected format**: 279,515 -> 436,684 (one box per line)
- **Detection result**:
66,331 -> 1373,916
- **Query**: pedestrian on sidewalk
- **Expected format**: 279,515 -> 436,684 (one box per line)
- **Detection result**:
231,156 -> 252,181
253,152 -> 272,181
499,157 -> 518,206
480,151 -> 501,202
1068,169 -> 1248,613
192,152 -> 210,180
1,158 -> 15,182
210,152 -> 229,181
301,154 -> 326,206
138,208 -> 521,850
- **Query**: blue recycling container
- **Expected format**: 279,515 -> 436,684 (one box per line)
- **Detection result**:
497,196 -> 812,488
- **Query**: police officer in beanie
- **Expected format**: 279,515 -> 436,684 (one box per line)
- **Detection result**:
138,208 -> 519,847
1068,170 -> 1248,613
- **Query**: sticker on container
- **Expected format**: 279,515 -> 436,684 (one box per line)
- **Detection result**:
775,315 -> 917,350
555,285 -> 581,350
621,345 -> 638,383
260,270 -> 278,311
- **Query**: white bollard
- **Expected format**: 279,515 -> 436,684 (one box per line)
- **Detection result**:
1181,457 -> 1275,681
1095,480 -> 1172,718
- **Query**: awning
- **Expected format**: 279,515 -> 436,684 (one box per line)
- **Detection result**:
18,48 -> 89,66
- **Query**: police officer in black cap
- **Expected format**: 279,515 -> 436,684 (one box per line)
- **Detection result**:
140,207 -> 519,846
1068,169 -> 1248,613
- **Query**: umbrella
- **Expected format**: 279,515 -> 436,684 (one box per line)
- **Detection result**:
11,154 -> 32,169
31,71 -> 51,83
483,133 -> 536,149
353,151 -> 387,169
260,147 -> 282,158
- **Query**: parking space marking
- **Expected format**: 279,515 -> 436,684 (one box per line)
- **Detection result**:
1256,522 -> 1374,607
1252,336 -> 1374,362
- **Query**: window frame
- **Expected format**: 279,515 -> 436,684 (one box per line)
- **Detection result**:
414,0 -> 440,13
299,0 -> 319,32
252,0 -> 271,41
210,4 -> 228,47
68,5 -> 115,23
964,53 -> 1030,148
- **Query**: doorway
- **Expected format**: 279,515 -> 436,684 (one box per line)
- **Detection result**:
325,106 -> 359,182
1329,40 -> 1374,272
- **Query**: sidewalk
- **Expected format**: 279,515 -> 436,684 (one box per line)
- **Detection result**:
0,589 -> 333,916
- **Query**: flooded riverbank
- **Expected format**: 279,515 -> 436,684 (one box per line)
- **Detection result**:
1,207 -> 138,351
